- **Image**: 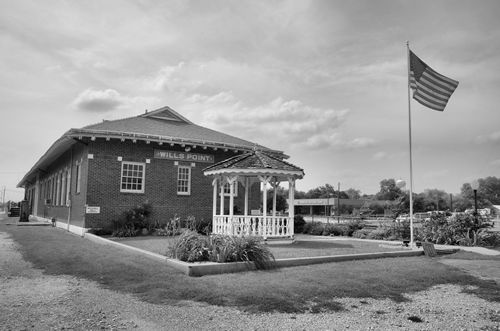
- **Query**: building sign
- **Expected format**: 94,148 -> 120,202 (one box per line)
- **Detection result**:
154,149 -> 215,163
85,206 -> 101,214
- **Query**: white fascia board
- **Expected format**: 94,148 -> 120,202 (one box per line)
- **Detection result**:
203,168 -> 304,179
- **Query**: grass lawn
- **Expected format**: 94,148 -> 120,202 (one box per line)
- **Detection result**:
111,234 -> 403,259
3,224 -> 500,314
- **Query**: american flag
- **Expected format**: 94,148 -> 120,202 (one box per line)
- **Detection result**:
409,51 -> 459,111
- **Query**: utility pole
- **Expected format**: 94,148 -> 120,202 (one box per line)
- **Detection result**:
337,182 -> 340,223
1,186 -> 5,212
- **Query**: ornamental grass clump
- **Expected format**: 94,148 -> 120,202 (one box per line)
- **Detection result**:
167,230 -> 275,269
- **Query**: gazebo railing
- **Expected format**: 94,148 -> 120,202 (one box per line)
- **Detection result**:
213,215 -> 292,238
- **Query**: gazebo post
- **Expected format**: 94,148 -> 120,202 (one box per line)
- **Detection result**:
244,177 -> 249,236
220,177 -> 225,234
271,179 -> 279,237
244,177 -> 249,217
259,176 -> 271,239
227,176 -> 237,236
212,177 -> 218,233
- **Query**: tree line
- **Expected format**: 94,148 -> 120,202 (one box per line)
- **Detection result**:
270,176 -> 500,215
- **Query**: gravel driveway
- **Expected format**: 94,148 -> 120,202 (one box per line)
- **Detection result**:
1,225 -> 499,330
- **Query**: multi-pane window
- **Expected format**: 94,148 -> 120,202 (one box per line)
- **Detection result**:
222,181 -> 238,197
60,171 -> 66,206
120,162 -> 145,193
56,172 -> 61,206
65,168 -> 71,206
177,166 -> 191,195
75,161 -> 81,194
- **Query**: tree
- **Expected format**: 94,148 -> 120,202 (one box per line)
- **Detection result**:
303,184 -> 348,199
345,188 -> 361,200
460,176 -> 500,210
420,189 -> 450,211
375,179 -> 402,201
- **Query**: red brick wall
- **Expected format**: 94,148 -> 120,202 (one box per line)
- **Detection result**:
84,139 -> 261,229
32,142 -> 88,228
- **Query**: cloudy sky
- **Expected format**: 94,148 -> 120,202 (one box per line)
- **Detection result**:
1,0 -> 499,201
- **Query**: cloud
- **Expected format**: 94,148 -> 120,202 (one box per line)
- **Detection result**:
373,151 -> 388,160
475,131 -> 500,144
490,159 -> 500,166
72,88 -> 124,112
176,91 -> 376,151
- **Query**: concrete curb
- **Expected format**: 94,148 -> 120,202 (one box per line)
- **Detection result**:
84,233 -> 257,276
83,232 -> 429,277
274,250 -> 424,268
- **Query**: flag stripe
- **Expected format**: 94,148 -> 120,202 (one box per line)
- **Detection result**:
409,50 -> 458,111
422,67 -> 459,91
413,94 -> 446,111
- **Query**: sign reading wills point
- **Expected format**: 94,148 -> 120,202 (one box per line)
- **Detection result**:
154,149 -> 215,163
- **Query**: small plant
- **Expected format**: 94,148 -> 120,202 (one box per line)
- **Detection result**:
166,231 -> 275,269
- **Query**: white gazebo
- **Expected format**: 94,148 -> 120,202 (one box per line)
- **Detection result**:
203,150 -> 304,240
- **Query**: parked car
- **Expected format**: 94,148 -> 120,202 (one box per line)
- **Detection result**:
7,202 -> 20,217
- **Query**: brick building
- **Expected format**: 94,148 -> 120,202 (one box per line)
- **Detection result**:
17,106 -> 283,235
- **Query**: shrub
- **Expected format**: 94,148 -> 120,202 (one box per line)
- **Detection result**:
344,220 -> 365,236
477,230 -> 500,247
324,223 -> 346,236
419,213 -> 492,246
166,231 -> 275,269
86,228 -> 113,236
352,228 -> 372,239
367,228 -> 392,240
185,216 -> 212,235
112,202 -> 153,237
308,222 -> 325,236
167,230 -> 208,262
294,215 -> 306,233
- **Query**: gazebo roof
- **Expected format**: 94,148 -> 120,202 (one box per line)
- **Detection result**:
203,150 -> 304,180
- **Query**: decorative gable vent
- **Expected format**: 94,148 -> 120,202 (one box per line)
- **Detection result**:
140,106 -> 193,124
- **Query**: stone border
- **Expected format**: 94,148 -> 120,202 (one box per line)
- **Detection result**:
83,232 -> 425,277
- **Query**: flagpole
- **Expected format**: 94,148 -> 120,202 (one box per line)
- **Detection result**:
406,41 -> 415,248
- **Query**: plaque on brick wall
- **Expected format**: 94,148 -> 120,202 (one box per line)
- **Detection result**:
85,206 -> 101,214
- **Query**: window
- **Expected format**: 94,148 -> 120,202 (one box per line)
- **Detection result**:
120,161 -> 145,193
56,172 -> 61,206
177,166 -> 191,195
222,181 -> 238,197
65,168 -> 71,206
75,161 -> 81,194
60,171 -> 66,206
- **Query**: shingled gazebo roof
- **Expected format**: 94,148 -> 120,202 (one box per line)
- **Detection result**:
203,150 -> 304,180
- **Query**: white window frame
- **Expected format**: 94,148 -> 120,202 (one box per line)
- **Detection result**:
120,161 -> 145,193
75,160 -> 82,194
222,181 -> 238,197
177,166 -> 191,196
56,172 -> 61,206
60,170 -> 67,206
65,168 -> 71,206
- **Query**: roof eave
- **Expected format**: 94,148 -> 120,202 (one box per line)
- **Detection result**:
67,128 -> 286,156
17,134 -> 77,188
203,168 -> 304,179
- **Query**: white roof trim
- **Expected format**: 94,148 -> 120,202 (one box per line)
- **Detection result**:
204,168 -> 304,179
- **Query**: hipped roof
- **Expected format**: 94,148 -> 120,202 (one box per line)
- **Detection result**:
203,150 -> 304,180
18,106 -> 282,187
